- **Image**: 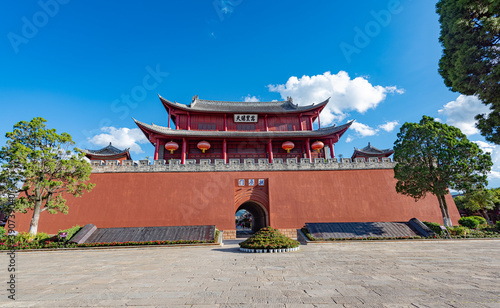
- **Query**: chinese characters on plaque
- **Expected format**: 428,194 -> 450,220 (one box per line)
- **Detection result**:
239,179 -> 265,186
234,114 -> 258,123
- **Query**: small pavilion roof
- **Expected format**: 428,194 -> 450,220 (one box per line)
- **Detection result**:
159,95 -> 329,114
352,143 -> 394,158
134,119 -> 352,143
84,143 -> 132,160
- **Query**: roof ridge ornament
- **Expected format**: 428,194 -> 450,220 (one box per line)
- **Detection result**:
192,95 -> 199,105
286,96 -> 293,103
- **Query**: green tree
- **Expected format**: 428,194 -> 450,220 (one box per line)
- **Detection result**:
393,116 -> 492,226
436,0 -> 500,144
460,189 -> 499,222
0,117 -> 95,234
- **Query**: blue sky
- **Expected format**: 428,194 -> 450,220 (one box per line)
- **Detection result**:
1,0 -> 498,188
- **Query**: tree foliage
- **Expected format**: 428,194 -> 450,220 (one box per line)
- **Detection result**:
437,0 -> 500,144
393,116 -> 492,226
456,187 -> 500,221
0,117 -> 95,234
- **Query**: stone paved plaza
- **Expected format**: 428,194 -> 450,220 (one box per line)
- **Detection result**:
2,239 -> 500,307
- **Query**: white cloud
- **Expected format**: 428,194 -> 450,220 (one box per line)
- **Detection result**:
267,71 -> 404,125
473,141 -> 500,180
378,120 -> 399,132
345,135 -> 354,143
438,95 -> 490,136
244,95 -> 260,102
350,122 -> 378,137
88,127 -> 148,154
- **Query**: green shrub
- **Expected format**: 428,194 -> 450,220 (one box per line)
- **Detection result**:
470,216 -> 487,226
300,227 -> 317,241
458,216 -> 486,229
12,232 -> 33,244
447,226 -> 469,236
58,225 -> 82,241
0,227 -> 6,239
33,232 -> 50,242
496,221 -> 500,230
239,227 -> 300,250
423,221 -> 443,235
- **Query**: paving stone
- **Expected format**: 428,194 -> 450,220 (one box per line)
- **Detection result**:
2,239 -> 499,307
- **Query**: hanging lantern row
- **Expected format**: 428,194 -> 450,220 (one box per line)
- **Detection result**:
164,141 -> 212,154
282,141 -> 295,153
311,141 -> 324,153
165,141 -> 179,154
197,141 -> 211,153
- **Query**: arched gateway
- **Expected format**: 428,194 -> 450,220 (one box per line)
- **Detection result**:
236,201 -> 268,233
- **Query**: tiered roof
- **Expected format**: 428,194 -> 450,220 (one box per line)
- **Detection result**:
159,95 -> 329,114
84,143 -> 132,160
351,143 -> 394,159
135,119 -> 352,141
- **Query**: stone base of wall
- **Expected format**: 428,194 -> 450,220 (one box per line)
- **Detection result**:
277,229 -> 297,239
223,230 -> 236,239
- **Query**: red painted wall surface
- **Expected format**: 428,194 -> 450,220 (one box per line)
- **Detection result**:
13,169 -> 460,234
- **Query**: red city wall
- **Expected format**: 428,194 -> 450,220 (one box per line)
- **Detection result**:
13,169 -> 460,234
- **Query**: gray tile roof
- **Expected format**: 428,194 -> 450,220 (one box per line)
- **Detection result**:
84,142 -> 130,156
305,221 -> 420,239
85,225 -> 216,243
159,95 -> 329,114
353,142 -> 394,155
134,119 -> 353,140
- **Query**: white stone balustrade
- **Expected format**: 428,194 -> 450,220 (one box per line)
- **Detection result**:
90,157 -> 396,173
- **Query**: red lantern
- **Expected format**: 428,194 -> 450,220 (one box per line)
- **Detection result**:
197,141 -> 211,153
311,141 -> 324,153
282,141 -> 295,153
165,141 -> 179,154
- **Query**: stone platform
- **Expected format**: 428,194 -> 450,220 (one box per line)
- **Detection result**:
5,239 -> 500,307
71,224 -> 216,244
305,219 -> 434,240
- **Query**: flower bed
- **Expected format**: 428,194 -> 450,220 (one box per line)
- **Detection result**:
239,227 -> 300,253
0,226 -> 221,250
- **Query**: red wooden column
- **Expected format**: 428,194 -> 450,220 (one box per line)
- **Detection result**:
224,114 -> 227,131
154,138 -> 160,160
181,138 -> 187,164
223,139 -> 227,163
268,139 -> 273,163
265,115 -> 269,131
317,112 -> 321,129
328,138 -> 334,159
309,116 -> 313,130
305,138 -> 312,162
187,113 -> 191,130
299,114 -> 303,131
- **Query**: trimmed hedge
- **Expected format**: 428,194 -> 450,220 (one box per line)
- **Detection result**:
423,221 -> 443,235
458,216 -> 487,229
239,227 -> 300,249
58,225 -> 83,241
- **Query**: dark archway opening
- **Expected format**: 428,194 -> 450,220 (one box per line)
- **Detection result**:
236,201 -> 268,235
